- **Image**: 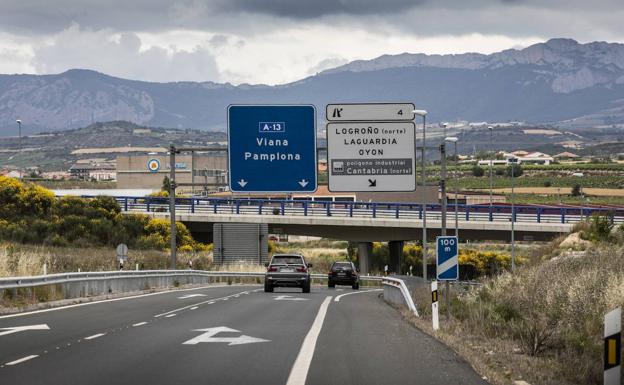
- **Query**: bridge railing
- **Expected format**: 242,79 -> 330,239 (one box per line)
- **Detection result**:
103,196 -> 624,225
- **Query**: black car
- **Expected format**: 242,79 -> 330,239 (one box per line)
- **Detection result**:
264,253 -> 312,293
328,261 -> 359,290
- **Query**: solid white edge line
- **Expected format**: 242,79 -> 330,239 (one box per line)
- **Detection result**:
165,314 -> 176,318
0,284 -> 237,320
84,333 -> 106,340
5,355 -> 38,366
286,296 -> 332,385
334,289 -> 382,302
132,322 -> 147,327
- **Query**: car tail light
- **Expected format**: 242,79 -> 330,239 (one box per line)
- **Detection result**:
297,266 -> 308,273
267,266 -> 278,272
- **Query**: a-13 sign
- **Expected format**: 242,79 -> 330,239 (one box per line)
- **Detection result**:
228,105 -> 317,193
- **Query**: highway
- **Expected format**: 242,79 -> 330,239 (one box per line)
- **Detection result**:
0,284 -> 487,385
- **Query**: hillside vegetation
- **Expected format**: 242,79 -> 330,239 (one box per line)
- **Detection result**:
410,216 -> 624,385
0,176 -> 206,252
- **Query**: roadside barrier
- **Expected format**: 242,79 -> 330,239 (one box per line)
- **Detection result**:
381,276 -> 419,316
0,271 -> 381,302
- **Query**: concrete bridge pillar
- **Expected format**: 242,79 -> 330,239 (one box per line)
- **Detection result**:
389,240 -> 405,275
357,242 -> 372,275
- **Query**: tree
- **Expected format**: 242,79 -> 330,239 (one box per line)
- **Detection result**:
506,164 -> 523,178
571,184 -> 582,197
162,176 -> 171,192
472,165 -> 485,177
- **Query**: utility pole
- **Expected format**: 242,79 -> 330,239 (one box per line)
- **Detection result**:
169,144 -> 178,269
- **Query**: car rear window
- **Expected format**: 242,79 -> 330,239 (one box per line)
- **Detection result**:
271,256 -> 304,265
332,262 -> 352,271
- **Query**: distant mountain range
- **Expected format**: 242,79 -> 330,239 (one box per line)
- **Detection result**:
1,38 -> 624,135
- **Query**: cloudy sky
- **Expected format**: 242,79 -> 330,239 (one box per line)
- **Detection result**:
0,0 -> 622,85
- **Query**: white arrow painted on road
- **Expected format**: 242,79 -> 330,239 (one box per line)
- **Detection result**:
238,179 -> 248,188
274,295 -> 309,301
178,294 -> 207,299
298,179 -> 309,188
183,326 -> 269,346
0,324 -> 50,337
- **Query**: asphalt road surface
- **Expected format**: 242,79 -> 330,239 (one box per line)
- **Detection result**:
0,284 -> 488,385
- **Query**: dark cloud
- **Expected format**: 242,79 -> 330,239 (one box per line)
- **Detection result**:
0,0 -> 622,39
212,0 -> 424,19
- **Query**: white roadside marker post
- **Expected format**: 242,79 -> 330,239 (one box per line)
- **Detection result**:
604,307 -> 621,385
432,280 -> 439,331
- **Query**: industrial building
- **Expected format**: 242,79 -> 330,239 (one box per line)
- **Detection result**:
116,153 -> 227,193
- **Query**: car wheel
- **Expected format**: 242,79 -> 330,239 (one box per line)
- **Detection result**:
352,282 -> 359,290
328,280 -> 335,288
302,281 -> 311,293
264,280 -> 273,293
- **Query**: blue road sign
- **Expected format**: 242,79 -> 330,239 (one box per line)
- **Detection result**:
228,105 -> 317,193
436,236 -> 458,280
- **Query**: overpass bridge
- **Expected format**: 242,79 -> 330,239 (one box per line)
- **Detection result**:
115,196 -> 624,242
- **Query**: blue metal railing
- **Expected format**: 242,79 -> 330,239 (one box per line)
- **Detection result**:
97,196 -> 624,225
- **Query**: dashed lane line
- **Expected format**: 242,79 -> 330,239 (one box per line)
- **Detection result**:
165,314 -> 177,318
5,355 -> 38,366
153,289 -> 254,318
84,333 -> 106,340
334,289 -> 383,302
132,322 -> 148,327
0,284 -> 236,320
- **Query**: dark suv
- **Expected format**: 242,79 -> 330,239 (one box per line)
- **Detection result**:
264,254 -> 312,293
328,261 -> 359,290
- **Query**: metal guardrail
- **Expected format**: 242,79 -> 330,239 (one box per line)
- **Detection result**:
0,270 -> 381,290
381,276 -> 419,316
102,196 -> 624,225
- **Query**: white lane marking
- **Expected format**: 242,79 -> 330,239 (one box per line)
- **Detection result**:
334,289 -> 383,302
178,294 -> 207,299
132,322 -> 147,327
286,296 -> 332,385
84,333 -> 106,340
5,355 -> 38,366
190,307 -> 198,310
153,290 -> 252,318
0,284 -> 237,320
0,324 -> 50,337
182,326 -> 269,346
165,314 -> 176,318
274,295 -> 308,301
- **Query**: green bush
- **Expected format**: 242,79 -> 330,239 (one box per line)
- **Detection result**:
472,165 -> 485,177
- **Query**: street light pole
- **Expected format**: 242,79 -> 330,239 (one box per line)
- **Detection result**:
510,158 -> 516,272
414,109 -> 428,281
445,137 -> 459,236
16,119 -> 22,178
488,125 -> 494,212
